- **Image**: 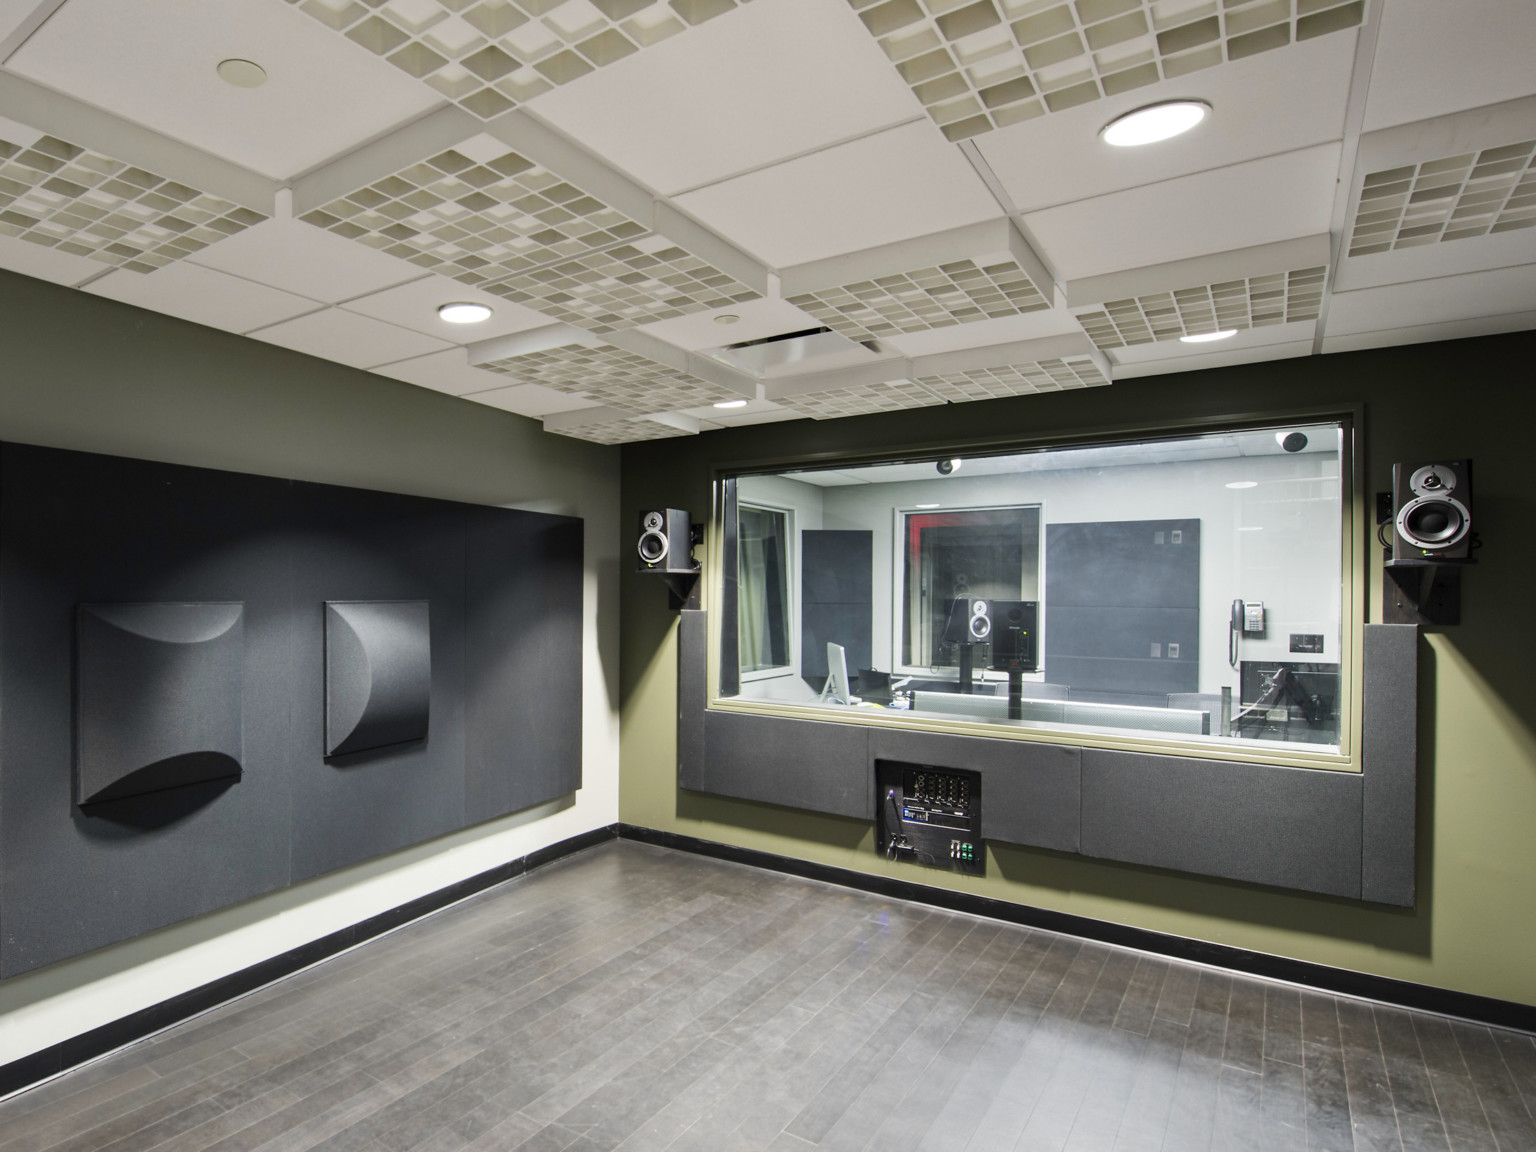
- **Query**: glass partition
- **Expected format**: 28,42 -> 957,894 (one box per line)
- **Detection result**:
717,421 -> 1349,756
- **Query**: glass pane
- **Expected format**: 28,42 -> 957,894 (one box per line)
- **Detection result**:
718,422 -> 1347,755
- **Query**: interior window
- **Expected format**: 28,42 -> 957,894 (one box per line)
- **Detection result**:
718,423 -> 1349,758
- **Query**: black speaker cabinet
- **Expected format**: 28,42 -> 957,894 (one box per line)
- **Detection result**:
1390,460 -> 1473,566
637,508 -> 699,575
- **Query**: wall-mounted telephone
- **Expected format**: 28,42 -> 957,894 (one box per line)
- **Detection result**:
1229,599 -> 1265,667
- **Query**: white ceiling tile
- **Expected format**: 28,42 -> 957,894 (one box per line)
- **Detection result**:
675,397 -> 790,420
84,261 -> 319,334
634,296 -> 823,352
1107,320 -> 1316,366
6,0 -> 440,181
1335,227 -> 1536,293
465,384 -> 603,418
672,120 -> 1000,269
340,274 -> 555,342
1112,339 -> 1314,379
882,310 -> 1085,358
705,407 -> 806,428
1325,264 -> 1536,337
249,307 -> 452,369
1021,144 -> 1342,281
530,0 -> 919,196
975,31 -> 1357,213
187,218 -> 423,303
1321,310 -> 1536,355
370,348 -> 513,396
1363,0 -> 1536,133
0,0 -> 42,40
0,231 -> 103,286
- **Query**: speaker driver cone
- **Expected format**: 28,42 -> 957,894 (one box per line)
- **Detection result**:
1397,495 -> 1470,551
637,530 -> 669,565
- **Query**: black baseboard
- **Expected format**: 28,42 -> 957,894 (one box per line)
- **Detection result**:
0,824 -> 618,1099
616,824 -> 1536,1036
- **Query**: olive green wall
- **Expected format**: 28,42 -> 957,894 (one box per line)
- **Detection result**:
619,330 -> 1536,1009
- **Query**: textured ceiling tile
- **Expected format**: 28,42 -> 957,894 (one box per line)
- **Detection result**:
298,142 -> 759,334
0,131 -> 265,274
914,356 -> 1109,399
544,413 -> 696,442
1073,265 -> 1326,348
1347,139 -> 1536,256
286,0 -> 753,119
854,0 -> 1364,141
777,378 -> 950,420
784,257 -> 1049,343
477,338 -> 742,410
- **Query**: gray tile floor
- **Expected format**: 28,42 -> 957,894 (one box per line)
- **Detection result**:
2,840 -> 1533,1152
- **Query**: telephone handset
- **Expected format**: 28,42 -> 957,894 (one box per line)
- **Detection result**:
1229,599 -> 1265,667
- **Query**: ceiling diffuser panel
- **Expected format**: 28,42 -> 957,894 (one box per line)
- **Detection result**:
474,336 -> 746,411
846,0 -> 1364,142
0,130 -> 266,274
7,0 -> 439,180
769,378 -> 949,421
284,0 -> 752,121
914,356 -> 1108,400
1074,265 -> 1325,348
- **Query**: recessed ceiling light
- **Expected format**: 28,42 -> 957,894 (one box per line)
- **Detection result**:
1179,329 -> 1237,343
714,314 -> 740,325
1226,481 -> 1258,489
713,399 -> 748,409
1100,100 -> 1210,147
438,302 -> 492,324
1239,526 -> 1264,531
915,503 -> 942,509
217,59 -> 267,89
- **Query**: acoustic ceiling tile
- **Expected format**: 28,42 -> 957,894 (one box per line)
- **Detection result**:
6,0 -> 439,181
250,307 -> 454,369
542,411 -> 696,443
1021,143 -> 1341,279
189,218 -> 430,303
0,130 -> 266,275
1320,309 -> 1536,355
475,337 -> 743,410
530,0 -> 921,195
776,378 -> 951,420
0,230 -> 107,287
846,0 -> 1364,142
880,308 -> 1087,356
1112,336 -> 1313,378
1074,265 -> 1326,348
635,296 -> 824,351
341,272 -> 554,340
673,120 -> 1000,268
463,381 -> 605,417
1324,264 -> 1536,337
370,347 -> 518,395
913,356 -> 1109,400
84,262 -> 321,335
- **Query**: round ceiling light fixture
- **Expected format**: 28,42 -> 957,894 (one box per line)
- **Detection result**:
1179,329 -> 1237,343
714,313 -> 740,325
438,302 -> 492,324
1100,100 -> 1210,147
713,399 -> 748,409
217,59 -> 267,88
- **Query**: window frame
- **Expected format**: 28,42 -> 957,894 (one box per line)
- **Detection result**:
703,406 -> 1364,773
735,500 -> 797,683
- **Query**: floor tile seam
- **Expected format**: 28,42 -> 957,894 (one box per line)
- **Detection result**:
140,1069 -> 379,1152
1448,1025 -> 1536,1136
0,1066 -> 167,1135
823,913 -> 965,1015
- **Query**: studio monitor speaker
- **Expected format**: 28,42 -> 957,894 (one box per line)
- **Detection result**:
637,508 -> 699,575
1391,460 -> 1473,565
942,597 -> 993,645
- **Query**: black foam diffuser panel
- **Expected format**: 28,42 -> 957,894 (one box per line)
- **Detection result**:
324,601 -> 431,757
74,603 -> 245,805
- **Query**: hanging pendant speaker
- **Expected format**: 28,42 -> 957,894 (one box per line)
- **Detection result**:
1390,460 -> 1473,565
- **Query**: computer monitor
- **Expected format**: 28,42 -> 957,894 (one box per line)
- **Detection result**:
820,642 -> 859,705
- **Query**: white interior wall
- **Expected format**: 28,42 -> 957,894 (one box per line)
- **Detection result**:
808,452 -> 1342,697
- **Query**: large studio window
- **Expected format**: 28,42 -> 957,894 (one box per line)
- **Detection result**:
714,421 -> 1354,763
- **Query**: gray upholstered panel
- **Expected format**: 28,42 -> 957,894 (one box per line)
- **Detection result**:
677,609 -> 707,792
464,509 -> 583,823
1081,749 -> 1363,897
324,601 -> 431,758
703,711 -> 871,820
1361,623 -> 1419,907
800,530 -> 873,682
75,603 -> 245,805
867,728 -> 1080,853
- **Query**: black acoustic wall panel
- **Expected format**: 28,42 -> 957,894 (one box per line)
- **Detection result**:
1,445 -> 294,977
1361,623 -> 1419,907
676,609 -> 707,793
0,441 -> 584,978
286,482 -> 467,884
75,602 -> 246,805
324,601 -> 431,757
1045,520 -> 1199,704
702,710 -> 872,820
464,507 -> 583,824
800,530 -> 873,685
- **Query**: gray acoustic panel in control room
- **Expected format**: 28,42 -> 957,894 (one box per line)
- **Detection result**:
703,710 -> 872,820
287,481 -> 467,884
868,728 -> 1080,853
677,609 -> 707,793
801,530 -> 872,683
1361,623 -> 1419,907
1081,749 -> 1363,898
76,602 -> 246,805
464,507 -> 583,823
325,601 -> 431,757
0,443 -> 294,978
